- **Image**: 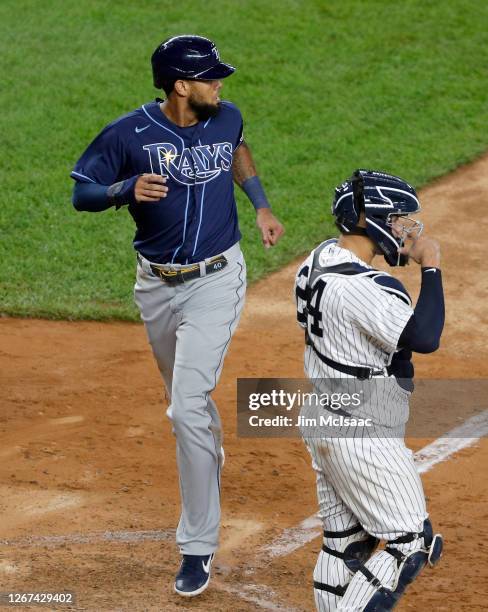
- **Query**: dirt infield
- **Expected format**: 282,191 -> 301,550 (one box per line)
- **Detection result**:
1,155 -> 487,611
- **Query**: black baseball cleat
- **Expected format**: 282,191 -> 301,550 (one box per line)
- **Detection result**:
174,553 -> 214,597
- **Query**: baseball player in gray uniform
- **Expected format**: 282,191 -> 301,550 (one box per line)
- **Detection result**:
295,170 -> 444,611
71,35 -> 284,597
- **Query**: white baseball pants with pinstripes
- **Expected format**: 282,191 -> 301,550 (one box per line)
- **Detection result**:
134,243 -> 246,555
301,409 -> 427,611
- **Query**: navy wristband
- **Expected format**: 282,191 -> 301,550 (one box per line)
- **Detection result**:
107,175 -> 139,209
73,176 -> 139,212
241,176 -> 270,210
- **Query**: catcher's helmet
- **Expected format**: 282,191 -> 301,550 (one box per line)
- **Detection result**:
151,35 -> 235,88
332,169 -> 422,266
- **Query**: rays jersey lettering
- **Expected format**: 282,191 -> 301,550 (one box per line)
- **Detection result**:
70,99 -> 244,263
143,141 -> 233,185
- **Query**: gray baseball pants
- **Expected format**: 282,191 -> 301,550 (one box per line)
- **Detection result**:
134,242 -> 246,555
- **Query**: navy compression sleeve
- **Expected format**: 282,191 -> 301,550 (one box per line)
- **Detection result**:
398,268 -> 445,353
72,182 -> 111,212
72,176 -> 139,212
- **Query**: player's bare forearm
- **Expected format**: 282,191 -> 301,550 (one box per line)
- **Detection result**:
232,141 -> 284,248
232,141 -> 257,186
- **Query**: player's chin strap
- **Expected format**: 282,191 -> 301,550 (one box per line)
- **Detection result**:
355,519 -> 443,612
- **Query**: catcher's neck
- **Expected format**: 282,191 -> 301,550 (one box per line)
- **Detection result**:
337,234 -> 376,265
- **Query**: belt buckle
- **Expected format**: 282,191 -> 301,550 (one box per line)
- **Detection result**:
154,258 -> 222,283
159,268 -> 179,282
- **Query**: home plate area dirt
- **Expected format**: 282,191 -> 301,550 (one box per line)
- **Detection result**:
1,154 -> 487,611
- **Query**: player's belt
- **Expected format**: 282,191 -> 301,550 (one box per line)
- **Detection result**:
146,254 -> 228,284
305,332 -> 388,380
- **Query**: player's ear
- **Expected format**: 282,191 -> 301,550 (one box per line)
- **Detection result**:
173,79 -> 190,97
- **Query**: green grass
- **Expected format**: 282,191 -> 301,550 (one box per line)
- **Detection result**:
1,0 -> 487,320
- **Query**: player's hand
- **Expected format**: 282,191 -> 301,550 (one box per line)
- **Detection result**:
399,235 -> 441,268
134,173 -> 168,202
256,208 -> 285,248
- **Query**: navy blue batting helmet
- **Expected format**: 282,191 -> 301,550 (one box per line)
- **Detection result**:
332,169 -> 423,266
151,35 -> 235,88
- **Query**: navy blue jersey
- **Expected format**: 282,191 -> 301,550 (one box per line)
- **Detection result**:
71,100 -> 244,264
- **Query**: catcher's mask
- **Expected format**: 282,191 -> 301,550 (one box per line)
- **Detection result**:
332,169 -> 423,266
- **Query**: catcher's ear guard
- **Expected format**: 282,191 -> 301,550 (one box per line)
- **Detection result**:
331,171 -> 366,235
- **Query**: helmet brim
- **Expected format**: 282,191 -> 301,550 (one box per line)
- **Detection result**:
190,62 -> 236,80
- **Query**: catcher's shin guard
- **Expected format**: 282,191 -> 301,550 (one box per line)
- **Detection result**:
337,519 -> 443,612
313,524 -> 379,612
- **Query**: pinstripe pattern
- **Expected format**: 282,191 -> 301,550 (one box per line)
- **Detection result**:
296,242 -> 413,371
295,241 -> 428,611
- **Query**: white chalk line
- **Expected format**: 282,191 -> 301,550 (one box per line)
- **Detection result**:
216,582 -> 299,612
0,410 -> 486,611
0,530 -> 299,608
216,412 -> 488,609
414,410 -> 488,473
260,409 -> 488,560
0,528 -> 175,548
